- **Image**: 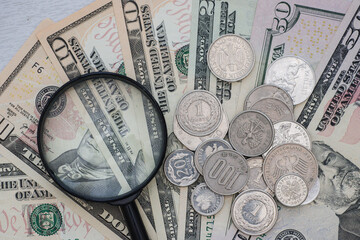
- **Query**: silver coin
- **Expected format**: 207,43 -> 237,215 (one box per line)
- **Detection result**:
164,149 -> 199,186
275,174 -> 308,207
207,34 -> 255,82
231,190 -> 278,235
191,183 -> 224,216
264,56 -> 316,105
263,121 -> 311,156
176,90 -> 222,136
241,157 -> 273,196
250,98 -> 294,124
173,111 -> 229,151
229,110 -> 274,157
203,149 -> 249,195
263,143 -> 318,191
302,177 -> 320,205
194,139 -> 232,175
244,84 -> 293,110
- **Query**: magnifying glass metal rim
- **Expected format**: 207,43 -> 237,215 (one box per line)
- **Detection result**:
37,72 -> 168,203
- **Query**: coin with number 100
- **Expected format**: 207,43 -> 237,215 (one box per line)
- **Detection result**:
203,149 -> 249,195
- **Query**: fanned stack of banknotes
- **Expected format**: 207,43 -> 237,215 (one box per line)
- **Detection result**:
0,0 -> 360,239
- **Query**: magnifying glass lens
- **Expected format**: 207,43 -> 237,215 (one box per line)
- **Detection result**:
38,73 -> 167,202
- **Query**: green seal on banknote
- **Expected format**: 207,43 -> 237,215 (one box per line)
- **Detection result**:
117,62 -> 126,76
30,204 -> 62,236
175,44 -> 189,76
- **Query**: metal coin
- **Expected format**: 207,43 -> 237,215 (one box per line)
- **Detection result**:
194,139 -> 232,175
203,149 -> 249,195
173,111 -> 229,151
263,121 -> 311,156
264,56 -> 316,105
250,98 -> 294,124
302,177 -> 320,205
176,90 -> 222,136
241,157 -> 273,196
191,183 -> 224,216
275,174 -> 308,207
164,149 -> 199,187
229,110 -> 274,157
263,143 -> 318,191
231,190 -> 278,235
244,84 -> 293,110
207,34 -> 255,82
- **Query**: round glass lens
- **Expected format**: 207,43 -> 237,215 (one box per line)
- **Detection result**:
38,73 -> 167,201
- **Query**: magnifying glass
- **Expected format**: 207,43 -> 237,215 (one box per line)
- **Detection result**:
37,72 -> 167,240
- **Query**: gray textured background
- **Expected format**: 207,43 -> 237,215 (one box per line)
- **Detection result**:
0,0 -> 94,72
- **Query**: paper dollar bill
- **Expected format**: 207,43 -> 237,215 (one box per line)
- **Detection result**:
183,1 -> 257,239
0,158 -> 108,240
187,0 -> 258,120
0,19 -> 130,240
293,1 -> 360,238
113,0 -> 193,239
36,1 -> 161,237
236,0 -> 352,113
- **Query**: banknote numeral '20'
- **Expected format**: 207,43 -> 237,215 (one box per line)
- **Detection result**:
199,0 -> 214,16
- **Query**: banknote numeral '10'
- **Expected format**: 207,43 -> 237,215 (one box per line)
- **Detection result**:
209,159 -> 241,190
272,2 -> 291,33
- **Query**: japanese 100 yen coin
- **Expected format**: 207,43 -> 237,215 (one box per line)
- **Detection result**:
203,149 -> 249,195
229,110 -> 274,157
231,190 -> 278,235
250,98 -> 294,124
264,56 -> 316,105
173,111 -> 229,151
191,183 -> 224,216
164,149 -> 199,186
194,139 -> 232,175
263,143 -> 318,191
176,90 -> 222,137
275,174 -> 308,207
244,84 -> 293,110
263,121 -> 311,156
207,34 -> 255,82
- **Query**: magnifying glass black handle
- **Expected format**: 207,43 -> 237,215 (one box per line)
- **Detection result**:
121,201 -> 149,240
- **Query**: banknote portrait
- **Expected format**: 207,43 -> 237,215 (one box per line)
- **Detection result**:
312,141 -> 360,239
48,129 -> 121,198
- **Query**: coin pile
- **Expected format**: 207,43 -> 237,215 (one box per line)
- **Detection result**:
164,34 -> 319,236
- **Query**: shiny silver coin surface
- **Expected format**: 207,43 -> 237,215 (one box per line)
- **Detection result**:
264,56 -> 316,105
173,111 -> 228,151
275,174 -> 308,207
207,34 -> 255,82
203,149 -> 249,195
232,190 -> 278,235
263,121 -> 311,156
176,90 -> 222,137
241,157 -> 273,196
250,98 -> 294,124
244,84 -> 293,110
263,143 -> 318,191
302,177 -> 320,205
164,149 -> 199,187
229,110 -> 274,157
194,139 -> 232,175
191,183 -> 224,216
